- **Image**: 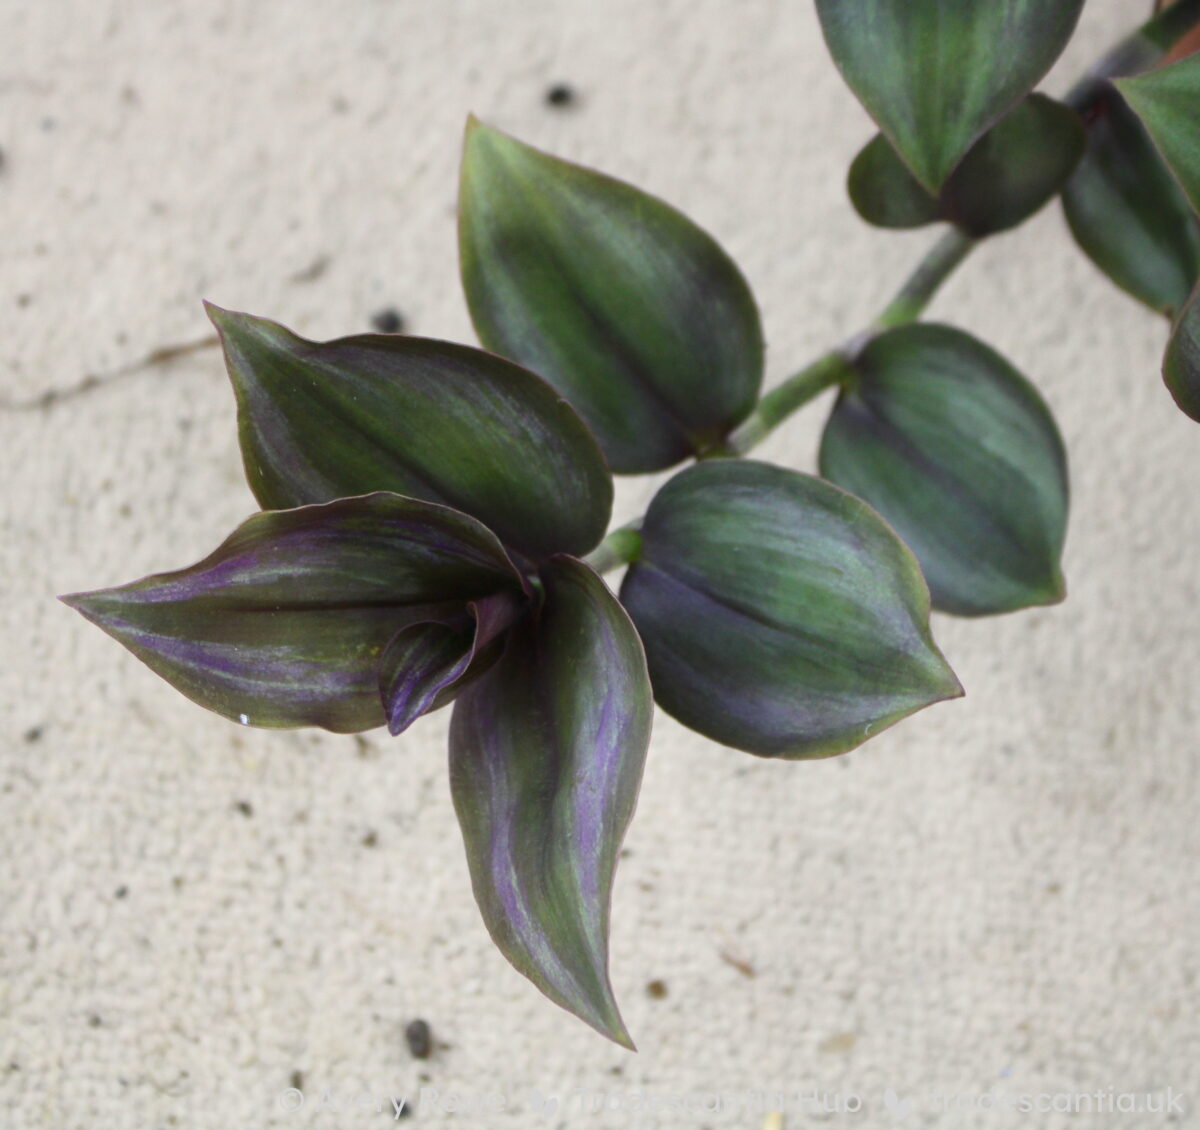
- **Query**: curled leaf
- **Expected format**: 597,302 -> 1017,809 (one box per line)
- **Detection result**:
459,119 -> 763,473
818,0 -> 1085,192
820,324 -> 1069,618
207,305 -> 612,560
62,493 -> 526,733
450,556 -> 651,1046
620,461 -> 962,760
1061,84 -> 1200,316
379,591 -> 523,736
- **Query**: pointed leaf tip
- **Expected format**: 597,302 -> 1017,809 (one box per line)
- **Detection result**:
64,493 -> 526,733
450,557 -> 651,1045
621,461 -> 962,760
210,307 -> 612,559
459,123 -> 763,473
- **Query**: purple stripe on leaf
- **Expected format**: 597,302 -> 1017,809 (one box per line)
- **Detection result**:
449,556 -> 651,1048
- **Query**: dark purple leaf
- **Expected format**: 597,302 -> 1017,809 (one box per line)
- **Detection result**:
379,591 -> 523,735
62,493 -> 527,733
449,556 -> 652,1047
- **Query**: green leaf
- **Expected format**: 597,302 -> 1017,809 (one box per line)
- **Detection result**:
1116,53 -> 1200,213
847,134 -> 944,230
458,119 -> 764,473
850,95 -> 1086,236
61,493 -> 528,732
817,0 -> 1085,192
619,461 -> 962,760
820,324 -> 1069,617
1061,84 -> 1200,316
207,305 -> 612,560
450,556 -> 651,1047
1164,282 -> 1200,421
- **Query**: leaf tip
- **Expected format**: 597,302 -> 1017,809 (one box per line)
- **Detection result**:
202,299 -> 235,333
578,982 -> 637,1051
939,662 -> 967,704
58,588 -> 102,620
608,1020 -> 638,1054
463,113 -> 502,152
1041,568 -> 1068,608
385,711 -> 416,738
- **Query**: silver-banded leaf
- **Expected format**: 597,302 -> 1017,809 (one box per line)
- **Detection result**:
449,556 -> 651,1047
1061,84 -> 1200,316
1165,283 -> 1200,420
379,591 -> 523,736
207,305 -> 612,560
619,461 -> 961,760
817,0 -> 1085,192
820,324 -> 1069,618
458,119 -> 764,473
849,95 -> 1086,236
1116,53 -> 1200,212
62,493 -> 526,733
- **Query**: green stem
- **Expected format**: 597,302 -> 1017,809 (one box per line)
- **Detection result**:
584,521 -> 643,574
725,227 -> 976,456
724,350 -> 854,456
874,228 -> 978,330
583,1 -> 1200,578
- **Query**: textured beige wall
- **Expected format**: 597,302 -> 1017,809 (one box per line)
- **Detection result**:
3,1 -> 1198,1127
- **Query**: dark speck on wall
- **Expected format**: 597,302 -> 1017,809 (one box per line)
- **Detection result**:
114,885 -> 128,899
545,83 -> 576,108
290,1069 -> 304,1091
371,307 -> 405,334
233,800 -> 254,817
405,1018 -> 433,1060
23,725 -> 44,742
646,979 -> 668,1000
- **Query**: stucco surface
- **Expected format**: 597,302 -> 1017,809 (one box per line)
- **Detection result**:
2,1 -> 1198,1127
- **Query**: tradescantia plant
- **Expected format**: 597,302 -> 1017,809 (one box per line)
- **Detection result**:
62,1 -> 1200,1046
